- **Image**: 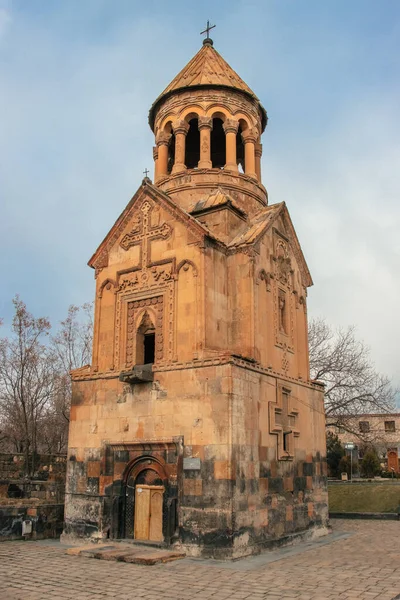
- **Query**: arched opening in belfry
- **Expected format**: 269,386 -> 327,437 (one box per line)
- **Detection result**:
237,119 -> 247,173
236,123 -> 245,173
136,311 -> 156,365
167,132 -> 175,174
185,118 -> 200,168
211,118 -> 226,168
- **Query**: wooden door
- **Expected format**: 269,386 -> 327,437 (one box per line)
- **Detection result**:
388,449 -> 399,473
134,485 -> 164,541
149,489 -> 163,541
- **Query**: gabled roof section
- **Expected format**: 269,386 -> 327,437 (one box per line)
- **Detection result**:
88,179 -> 220,271
190,188 -> 247,218
149,42 -> 267,131
229,202 -> 313,288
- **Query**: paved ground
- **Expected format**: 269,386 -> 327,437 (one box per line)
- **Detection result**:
0,520 -> 399,600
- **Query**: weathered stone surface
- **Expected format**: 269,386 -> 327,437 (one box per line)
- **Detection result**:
63,40 -> 328,558
0,503 -> 64,541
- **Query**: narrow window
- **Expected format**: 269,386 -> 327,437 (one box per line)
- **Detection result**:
167,133 -> 175,174
144,332 -> 155,364
211,118 -> 226,168
236,124 -> 245,172
135,311 -> 156,366
185,118 -> 200,168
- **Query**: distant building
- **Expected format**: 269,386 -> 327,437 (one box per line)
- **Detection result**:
327,414 -> 400,473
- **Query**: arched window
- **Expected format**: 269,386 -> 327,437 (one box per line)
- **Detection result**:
136,311 -> 156,365
167,132 -> 175,174
211,118 -> 226,168
236,123 -> 245,172
185,118 -> 200,168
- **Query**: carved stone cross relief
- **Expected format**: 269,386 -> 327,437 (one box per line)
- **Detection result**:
269,385 -> 299,460
120,200 -> 172,275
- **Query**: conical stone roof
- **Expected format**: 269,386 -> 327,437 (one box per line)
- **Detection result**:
149,41 -> 267,130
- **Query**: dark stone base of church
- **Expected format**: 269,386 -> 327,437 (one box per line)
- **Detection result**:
62,442 -> 329,558
0,503 -> 64,542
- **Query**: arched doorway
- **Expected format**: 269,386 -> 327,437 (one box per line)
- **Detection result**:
123,457 -> 168,542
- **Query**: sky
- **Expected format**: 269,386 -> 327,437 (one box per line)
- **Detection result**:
0,1 -> 399,390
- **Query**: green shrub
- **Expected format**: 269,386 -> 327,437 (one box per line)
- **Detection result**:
360,449 -> 381,478
326,432 -> 345,478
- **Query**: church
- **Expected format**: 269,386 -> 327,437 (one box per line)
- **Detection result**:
62,32 -> 329,558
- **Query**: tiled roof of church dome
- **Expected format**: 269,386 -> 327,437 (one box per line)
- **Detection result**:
149,42 -> 267,130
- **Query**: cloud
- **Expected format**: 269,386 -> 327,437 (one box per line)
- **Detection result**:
265,95 -> 400,386
0,7 -> 10,39
0,1 -> 399,395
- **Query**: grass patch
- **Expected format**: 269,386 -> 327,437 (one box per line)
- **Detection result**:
328,483 -> 400,513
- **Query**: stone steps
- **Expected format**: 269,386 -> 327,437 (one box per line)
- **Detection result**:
66,543 -> 185,565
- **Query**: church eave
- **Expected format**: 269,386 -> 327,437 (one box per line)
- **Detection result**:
229,202 -> 313,288
88,180 -> 224,270
148,84 -> 267,133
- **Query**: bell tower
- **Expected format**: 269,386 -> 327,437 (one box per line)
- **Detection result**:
149,35 -> 268,222
63,33 -> 329,558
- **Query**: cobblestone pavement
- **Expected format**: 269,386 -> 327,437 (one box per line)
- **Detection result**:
0,520 -> 399,600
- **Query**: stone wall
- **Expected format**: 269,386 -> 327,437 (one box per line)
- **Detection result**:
0,453 -> 66,481
64,360 -> 328,557
0,503 -> 64,542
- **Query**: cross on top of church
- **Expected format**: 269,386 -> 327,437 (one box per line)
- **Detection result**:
200,20 -> 216,45
143,168 -> 149,178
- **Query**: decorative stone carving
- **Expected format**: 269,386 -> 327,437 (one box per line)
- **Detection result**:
223,119 -> 239,135
172,120 -> 190,136
198,116 -> 213,131
273,238 -> 295,354
120,200 -> 172,258
126,296 -> 164,367
156,131 -> 172,147
269,384 -> 299,460
257,269 -> 272,291
241,128 -> 258,145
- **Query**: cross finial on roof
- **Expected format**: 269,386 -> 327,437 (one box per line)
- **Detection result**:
200,20 -> 216,46
143,168 -> 149,178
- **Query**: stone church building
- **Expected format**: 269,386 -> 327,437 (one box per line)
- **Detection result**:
63,36 -> 328,558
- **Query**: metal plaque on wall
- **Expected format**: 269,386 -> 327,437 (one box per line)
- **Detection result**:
183,457 -> 201,471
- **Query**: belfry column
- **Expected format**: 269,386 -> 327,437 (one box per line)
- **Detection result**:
223,119 -> 239,172
155,132 -> 171,181
255,142 -> 263,182
242,128 -> 258,179
172,120 -> 189,174
198,116 -> 212,169
153,146 -> 159,181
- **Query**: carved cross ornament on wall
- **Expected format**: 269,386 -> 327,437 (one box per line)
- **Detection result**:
120,200 -> 172,268
269,384 -> 299,460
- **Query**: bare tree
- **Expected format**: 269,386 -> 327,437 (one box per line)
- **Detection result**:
308,317 -> 397,434
0,300 -> 94,461
0,297 -> 56,474
50,303 -> 93,425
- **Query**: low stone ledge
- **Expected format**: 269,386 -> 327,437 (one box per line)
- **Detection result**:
329,511 -> 399,520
